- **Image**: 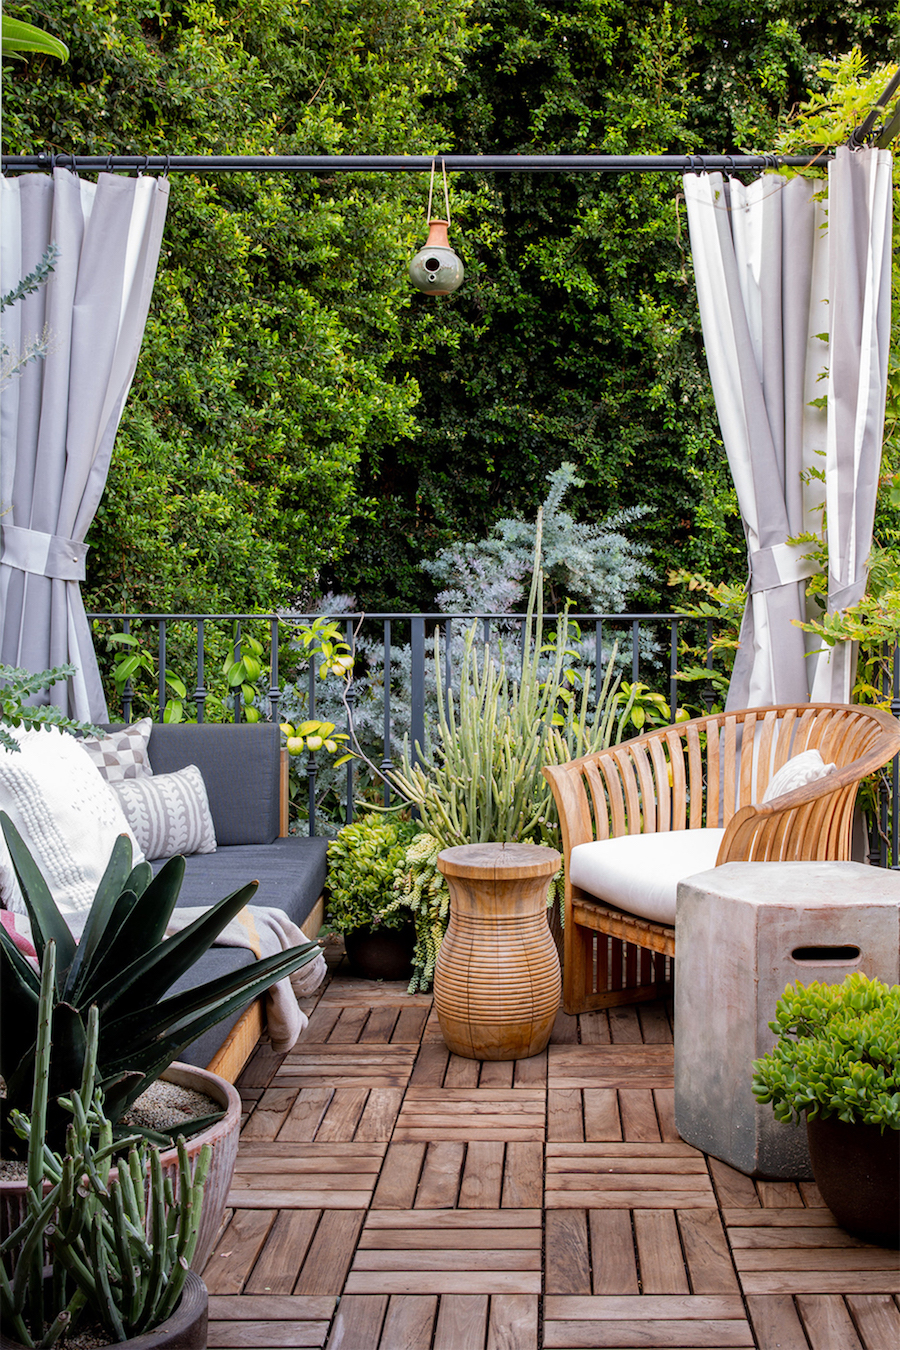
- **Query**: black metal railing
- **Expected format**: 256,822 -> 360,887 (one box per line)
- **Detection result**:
86,610 -> 898,866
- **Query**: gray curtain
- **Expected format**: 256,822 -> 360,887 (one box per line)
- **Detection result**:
684,147 -> 892,707
1,168 -> 169,719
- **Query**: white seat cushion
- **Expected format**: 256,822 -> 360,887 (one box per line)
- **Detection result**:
569,828 -> 726,926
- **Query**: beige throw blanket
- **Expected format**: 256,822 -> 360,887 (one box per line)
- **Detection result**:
10,905 -> 327,1055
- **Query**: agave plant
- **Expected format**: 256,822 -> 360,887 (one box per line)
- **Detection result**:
0,811 -> 322,1153
1,942 -> 209,1348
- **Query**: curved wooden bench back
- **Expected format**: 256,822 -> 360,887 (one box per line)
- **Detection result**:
544,703 -> 899,861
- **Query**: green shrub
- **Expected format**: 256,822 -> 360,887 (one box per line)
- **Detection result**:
325,814 -> 419,935
752,973 -> 900,1131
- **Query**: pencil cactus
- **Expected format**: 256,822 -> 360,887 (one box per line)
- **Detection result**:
0,945 -> 210,1347
0,811 -> 322,1152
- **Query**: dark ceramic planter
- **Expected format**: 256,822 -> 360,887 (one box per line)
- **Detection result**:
806,1114 -> 899,1247
344,920 -> 415,980
0,1270 -> 208,1349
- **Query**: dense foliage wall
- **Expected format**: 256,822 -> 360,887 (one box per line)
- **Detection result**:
330,0 -> 900,611
2,0 -> 474,612
3,0 -> 897,617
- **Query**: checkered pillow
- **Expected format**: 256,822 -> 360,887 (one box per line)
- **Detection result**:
81,719 -> 154,782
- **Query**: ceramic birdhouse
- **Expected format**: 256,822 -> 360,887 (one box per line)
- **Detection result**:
409,219 -> 465,296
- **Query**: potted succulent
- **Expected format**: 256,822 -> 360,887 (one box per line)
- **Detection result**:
325,814 -> 418,979
0,813 -> 323,1266
1,945 -> 209,1349
752,972 -> 899,1246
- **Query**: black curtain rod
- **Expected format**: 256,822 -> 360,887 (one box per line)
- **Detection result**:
2,151 -> 830,175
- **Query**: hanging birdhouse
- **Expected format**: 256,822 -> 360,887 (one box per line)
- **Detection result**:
409,219 -> 465,295
409,161 -> 464,296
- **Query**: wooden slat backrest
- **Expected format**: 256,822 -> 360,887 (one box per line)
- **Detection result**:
544,702 -> 900,860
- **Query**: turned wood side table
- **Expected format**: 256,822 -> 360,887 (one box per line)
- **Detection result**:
434,842 -> 562,1060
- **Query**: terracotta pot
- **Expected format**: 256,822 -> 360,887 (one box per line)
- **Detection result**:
0,1269 -> 208,1350
0,1062 -> 240,1272
806,1114 -> 899,1247
344,920 -> 416,981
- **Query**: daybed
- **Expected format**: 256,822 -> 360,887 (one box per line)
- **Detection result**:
113,721 -> 327,1080
0,719 -> 326,1082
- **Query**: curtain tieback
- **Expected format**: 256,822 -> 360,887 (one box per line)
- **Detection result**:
0,524 -> 87,581
748,541 -> 818,593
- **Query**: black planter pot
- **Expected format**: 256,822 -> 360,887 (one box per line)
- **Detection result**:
344,920 -> 416,980
0,1270 -> 208,1350
806,1115 -> 899,1247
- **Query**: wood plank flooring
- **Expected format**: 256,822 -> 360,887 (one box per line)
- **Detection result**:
202,941 -> 900,1349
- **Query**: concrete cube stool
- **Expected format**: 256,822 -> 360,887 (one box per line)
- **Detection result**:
674,861 -> 900,1179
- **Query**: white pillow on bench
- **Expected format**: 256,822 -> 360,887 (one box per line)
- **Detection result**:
0,725 -> 144,917
569,828 -> 726,926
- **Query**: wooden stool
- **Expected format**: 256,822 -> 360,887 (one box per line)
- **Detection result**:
434,842 -> 562,1060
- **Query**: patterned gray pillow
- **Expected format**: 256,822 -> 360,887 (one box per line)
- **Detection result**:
81,718 -> 154,782
111,764 -> 216,861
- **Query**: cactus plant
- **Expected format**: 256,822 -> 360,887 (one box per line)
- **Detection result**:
0,812 -> 322,1153
0,941 -> 210,1347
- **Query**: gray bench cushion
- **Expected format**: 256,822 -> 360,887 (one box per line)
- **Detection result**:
163,945 -> 259,1070
156,836 -> 328,930
115,723 -> 283,846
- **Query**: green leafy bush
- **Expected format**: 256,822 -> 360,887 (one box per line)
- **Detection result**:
325,814 -> 419,935
752,973 -> 900,1131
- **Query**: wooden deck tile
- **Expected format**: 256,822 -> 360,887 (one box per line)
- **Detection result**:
243,1211 -> 320,1294
346,1209 -> 543,1295
543,1294 -> 754,1348
228,1143 -> 385,1208
546,1144 -> 716,1210
590,1210 -> 639,1295
487,1294 -> 539,1350
371,1141 -> 426,1209
549,1044 -> 674,1091
203,1209 -> 278,1294
724,1208 -> 900,1295
293,1210 -> 366,1295
277,1045 -> 417,1089
226,984 -> 890,1344
378,1294 -> 439,1349
395,1087 -> 546,1142
458,1140 -> 504,1207
846,1293 -> 900,1350
502,1142 -> 544,1209
208,1295 -> 336,1349
433,1294 -> 489,1348
324,1293 -> 387,1347
546,1210 -> 592,1294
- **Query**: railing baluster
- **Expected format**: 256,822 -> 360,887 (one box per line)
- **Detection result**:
631,619 -> 640,683
121,617 -> 133,724
158,620 -> 167,721
670,620 -> 679,715
344,618 -> 355,824
307,645 -> 317,837
195,619 -> 206,722
268,618 -> 280,724
381,619 -> 393,807
890,640 -> 899,870
232,622 -> 242,723
411,615 -> 425,765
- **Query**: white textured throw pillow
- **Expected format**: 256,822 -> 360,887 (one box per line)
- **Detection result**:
762,749 -> 836,803
111,764 -> 216,861
80,718 -> 154,781
0,725 -> 145,916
